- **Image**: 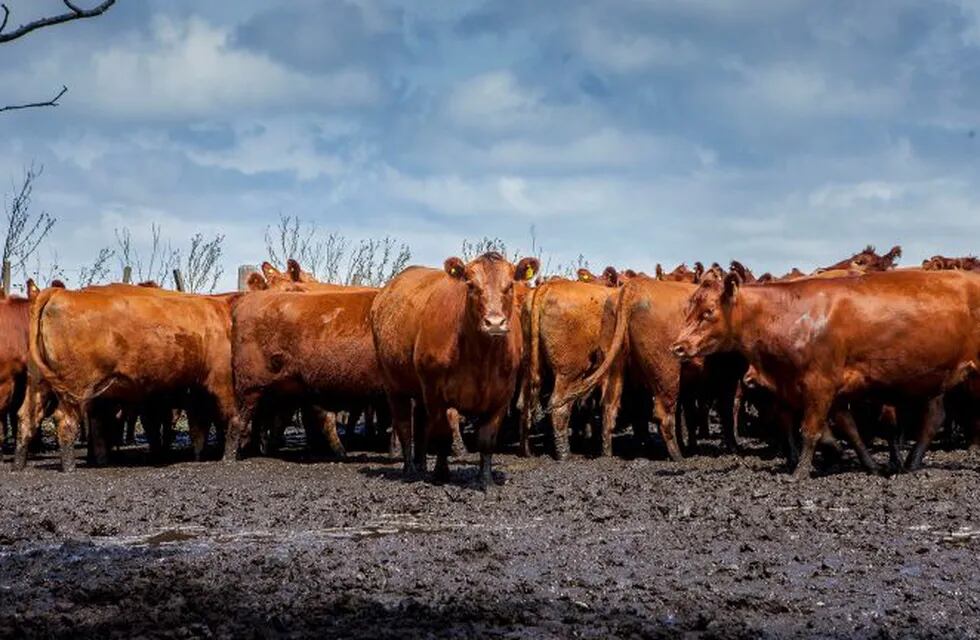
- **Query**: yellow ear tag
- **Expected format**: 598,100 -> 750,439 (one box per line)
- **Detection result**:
525,266 -> 535,280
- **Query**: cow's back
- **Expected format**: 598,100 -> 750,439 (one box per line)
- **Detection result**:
537,280 -> 619,379
234,289 -> 382,398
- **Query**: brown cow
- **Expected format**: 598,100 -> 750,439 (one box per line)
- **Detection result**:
371,252 -> 538,488
655,262 -> 704,283
228,288 -> 385,458
24,284 -> 240,471
820,245 -> 902,273
577,266 -> 623,288
0,287 -> 30,450
552,276 -> 743,461
672,270 -> 980,479
922,255 -> 980,272
522,277 -> 623,458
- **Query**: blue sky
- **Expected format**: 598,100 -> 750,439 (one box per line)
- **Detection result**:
0,0 -> 978,288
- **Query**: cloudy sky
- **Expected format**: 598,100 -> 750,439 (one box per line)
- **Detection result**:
0,0 -> 978,288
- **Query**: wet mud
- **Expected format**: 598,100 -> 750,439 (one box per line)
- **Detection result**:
2,435 -> 980,638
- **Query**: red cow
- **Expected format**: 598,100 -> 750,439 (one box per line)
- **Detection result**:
672,270 -> 980,479
371,252 -> 538,488
24,284 -> 240,471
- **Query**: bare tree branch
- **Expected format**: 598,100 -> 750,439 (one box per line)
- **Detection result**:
180,233 -> 224,293
115,224 -> 178,286
3,164 -> 56,279
0,0 -> 116,43
78,246 -> 114,286
0,84 -> 67,113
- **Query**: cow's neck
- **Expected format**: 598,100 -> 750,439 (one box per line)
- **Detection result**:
731,286 -> 811,374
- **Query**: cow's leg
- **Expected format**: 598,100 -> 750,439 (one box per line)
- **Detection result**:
224,389 -> 258,462
185,400 -> 211,462
13,389 -> 41,470
302,405 -> 345,458
476,406 -> 508,490
388,396 -> 415,476
428,403 -> 453,484
519,382 -> 533,458
88,410 -> 115,467
791,392 -> 833,481
654,395 -> 683,462
142,408 -> 164,461
124,415 -> 136,445
905,396 -> 945,472
412,401 -> 428,472
550,378 -> 572,460
447,408 -> 465,457
718,380 -> 740,453
599,367 -> 623,457
57,408 -> 81,472
679,392 -> 700,454
831,407 -> 879,473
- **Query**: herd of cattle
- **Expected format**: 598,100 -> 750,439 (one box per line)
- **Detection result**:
2,244 -> 980,488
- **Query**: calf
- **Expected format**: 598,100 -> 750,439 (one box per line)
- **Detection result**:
672,270 -> 980,479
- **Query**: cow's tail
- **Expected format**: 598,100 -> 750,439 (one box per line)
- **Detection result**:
527,284 -> 545,422
28,288 -> 60,398
548,279 -> 635,412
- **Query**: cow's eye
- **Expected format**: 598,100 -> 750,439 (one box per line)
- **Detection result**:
700,310 -> 712,321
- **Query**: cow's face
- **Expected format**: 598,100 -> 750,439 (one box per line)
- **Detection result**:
672,272 -> 739,359
445,253 -> 539,337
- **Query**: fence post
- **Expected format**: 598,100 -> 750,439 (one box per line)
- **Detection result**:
122,265 -> 132,284
238,264 -> 258,291
173,269 -> 186,292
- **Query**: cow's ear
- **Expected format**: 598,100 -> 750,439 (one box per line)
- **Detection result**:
515,257 -> 539,282
287,259 -> 302,282
577,268 -> 592,282
50,279 -> 66,289
247,273 -> 268,291
602,266 -> 619,287
722,271 -> 740,304
26,279 -> 38,300
444,257 -> 465,280
261,262 -> 280,279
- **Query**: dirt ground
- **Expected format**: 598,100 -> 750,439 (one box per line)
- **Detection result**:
2,430 -> 980,639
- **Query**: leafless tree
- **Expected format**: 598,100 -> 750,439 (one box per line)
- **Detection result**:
345,237 -> 411,286
265,213 -> 348,281
78,246 -> 114,286
180,233 -> 224,293
115,224 -> 178,285
27,248 -> 65,289
0,1 -> 117,113
3,164 -> 56,279
461,236 -> 515,262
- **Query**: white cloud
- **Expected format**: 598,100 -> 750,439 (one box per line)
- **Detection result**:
446,70 -> 549,132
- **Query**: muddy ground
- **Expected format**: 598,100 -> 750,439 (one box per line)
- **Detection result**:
2,429 -> 980,639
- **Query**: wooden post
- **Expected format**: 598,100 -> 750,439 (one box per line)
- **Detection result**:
122,265 -> 132,284
2,260 -> 10,296
173,269 -> 186,292
237,264 -> 258,291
